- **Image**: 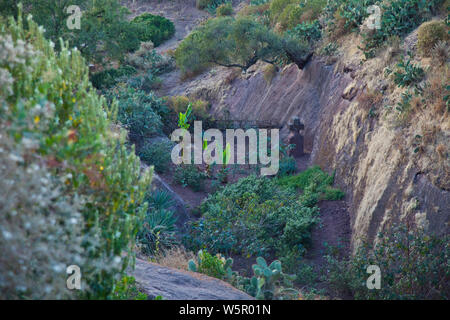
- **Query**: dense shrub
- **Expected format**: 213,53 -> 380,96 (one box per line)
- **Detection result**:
126,42 -> 175,74
132,13 -> 175,47
137,208 -> 177,255
325,225 -> 450,299
0,13 -> 151,298
231,257 -> 298,300
0,133 -> 87,299
417,21 -> 448,56
112,275 -> 147,300
188,250 -> 233,280
138,139 -> 174,173
91,65 -> 137,90
269,0 -> 294,23
361,0 -> 445,58
277,166 -> 345,201
175,16 -> 310,75
217,3 -> 233,16
165,95 -> 210,119
278,155 -> 297,176
2,0 -> 143,63
337,0 -> 378,30
431,40 -> 450,66
391,55 -> 425,88
276,0 -> 326,30
188,175 -> 319,257
173,165 -> 208,191
197,0 -> 228,12
285,20 -> 322,44
107,88 -> 166,142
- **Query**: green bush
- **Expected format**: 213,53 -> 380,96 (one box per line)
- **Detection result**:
91,65 -> 137,90
175,16 -> 309,75
188,250 -> 233,280
189,175 -> 319,257
361,0 -> 445,58
137,208 -> 177,255
165,95 -> 211,120
132,13 -> 175,47
3,0 -> 142,64
278,156 -> 297,176
232,257 -> 298,300
113,275 -> 147,300
338,0 -> 378,30
277,166 -> 345,200
146,189 -> 175,211
325,225 -> 450,300
173,165 -> 207,191
126,44 -> 175,74
393,57 -> 425,88
108,87 -> 165,142
197,0 -> 228,11
277,0 -> 327,29
138,139 -> 174,173
285,20 -> 322,44
417,21 -> 448,56
0,13 -> 151,299
269,0 -> 295,23
217,3 -> 233,16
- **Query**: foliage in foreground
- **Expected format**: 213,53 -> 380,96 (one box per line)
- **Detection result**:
112,275 -> 147,300
137,190 -> 178,256
325,225 -> 450,300
187,251 -> 298,300
0,13 -> 151,299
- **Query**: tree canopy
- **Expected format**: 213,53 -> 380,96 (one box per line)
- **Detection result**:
175,16 -> 312,75
0,0 -> 141,64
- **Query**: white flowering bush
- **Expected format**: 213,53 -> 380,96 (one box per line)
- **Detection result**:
0,12 -> 152,299
0,133 -> 87,299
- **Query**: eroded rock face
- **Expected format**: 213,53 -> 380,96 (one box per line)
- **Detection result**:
133,259 -> 253,300
178,58 -> 448,251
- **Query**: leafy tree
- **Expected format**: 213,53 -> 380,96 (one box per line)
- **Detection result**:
0,0 -> 141,64
131,13 -> 175,46
175,16 -> 312,75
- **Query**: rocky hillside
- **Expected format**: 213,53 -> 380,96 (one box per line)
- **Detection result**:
160,23 -> 449,252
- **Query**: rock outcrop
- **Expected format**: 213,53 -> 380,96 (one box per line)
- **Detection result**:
133,258 -> 253,300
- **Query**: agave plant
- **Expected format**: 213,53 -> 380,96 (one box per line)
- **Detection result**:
146,189 -> 175,211
137,209 -> 177,255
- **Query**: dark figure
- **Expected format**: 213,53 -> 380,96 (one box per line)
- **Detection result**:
287,117 -> 304,157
